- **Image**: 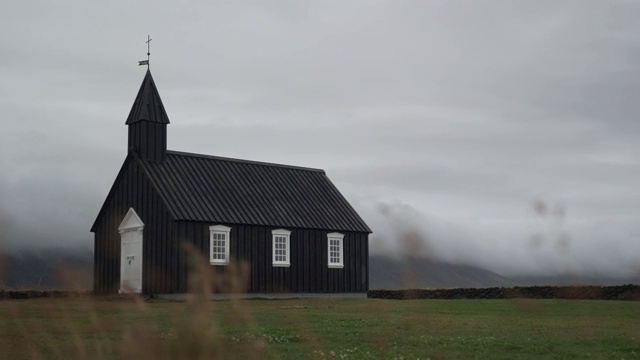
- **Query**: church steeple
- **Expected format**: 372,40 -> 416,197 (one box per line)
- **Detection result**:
126,69 -> 169,162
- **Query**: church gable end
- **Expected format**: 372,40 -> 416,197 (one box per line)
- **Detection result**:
92,156 -> 178,294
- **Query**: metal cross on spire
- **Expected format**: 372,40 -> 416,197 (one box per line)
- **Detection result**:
138,35 -> 152,68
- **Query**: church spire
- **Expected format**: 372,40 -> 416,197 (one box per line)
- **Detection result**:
125,70 -> 170,125
126,70 -> 169,162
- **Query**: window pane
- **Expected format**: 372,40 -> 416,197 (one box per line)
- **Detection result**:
211,230 -> 230,263
273,233 -> 289,264
328,237 -> 341,265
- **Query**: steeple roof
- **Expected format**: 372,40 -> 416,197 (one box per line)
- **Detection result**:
125,70 -> 170,125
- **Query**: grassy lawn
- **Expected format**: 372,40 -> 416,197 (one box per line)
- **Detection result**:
0,296 -> 639,359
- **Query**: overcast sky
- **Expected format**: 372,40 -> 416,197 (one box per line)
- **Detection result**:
1,1 -> 639,277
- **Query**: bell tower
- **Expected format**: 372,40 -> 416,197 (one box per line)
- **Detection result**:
125,69 -> 170,162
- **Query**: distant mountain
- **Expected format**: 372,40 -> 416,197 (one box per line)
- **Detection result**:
369,255 -> 511,289
0,249 -> 93,290
369,255 -> 640,289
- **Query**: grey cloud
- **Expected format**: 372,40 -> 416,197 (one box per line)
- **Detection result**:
1,1 -> 640,277
350,197 -> 640,277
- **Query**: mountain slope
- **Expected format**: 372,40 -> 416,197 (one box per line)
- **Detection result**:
0,249 -> 92,290
369,255 -> 510,289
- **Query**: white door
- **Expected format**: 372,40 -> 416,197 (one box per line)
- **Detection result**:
118,208 -> 144,294
120,229 -> 143,293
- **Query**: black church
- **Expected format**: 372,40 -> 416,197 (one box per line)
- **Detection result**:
91,70 -> 371,295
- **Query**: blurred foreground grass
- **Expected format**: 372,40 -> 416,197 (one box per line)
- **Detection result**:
1,297 -> 639,359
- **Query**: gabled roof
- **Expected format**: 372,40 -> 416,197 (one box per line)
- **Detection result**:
125,70 -> 170,125
138,151 -> 372,233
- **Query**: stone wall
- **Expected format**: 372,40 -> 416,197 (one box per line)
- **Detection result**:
368,285 -> 640,300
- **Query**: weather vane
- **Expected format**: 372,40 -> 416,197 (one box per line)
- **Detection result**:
138,35 -> 151,68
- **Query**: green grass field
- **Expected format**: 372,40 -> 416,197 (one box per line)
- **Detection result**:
1,297 -> 639,359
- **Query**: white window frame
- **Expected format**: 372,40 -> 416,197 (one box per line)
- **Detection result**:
272,229 -> 291,267
327,232 -> 344,268
209,225 -> 231,265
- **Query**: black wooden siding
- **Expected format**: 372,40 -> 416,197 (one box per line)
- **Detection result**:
175,222 -> 369,293
93,157 -> 177,294
128,121 -> 167,162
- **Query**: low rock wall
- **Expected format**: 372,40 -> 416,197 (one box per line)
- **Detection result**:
0,290 -> 90,299
3,286 -> 639,300
368,285 -> 640,300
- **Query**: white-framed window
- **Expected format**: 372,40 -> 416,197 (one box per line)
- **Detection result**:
209,225 -> 231,265
327,232 -> 344,268
272,229 -> 291,267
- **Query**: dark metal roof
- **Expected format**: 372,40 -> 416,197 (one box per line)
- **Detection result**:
125,70 -> 170,125
139,150 -> 371,233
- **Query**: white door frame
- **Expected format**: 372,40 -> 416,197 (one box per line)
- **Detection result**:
118,208 -> 144,293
